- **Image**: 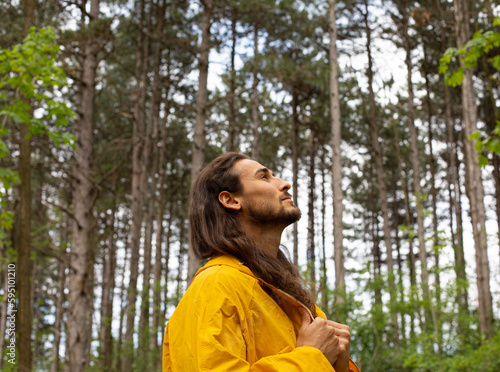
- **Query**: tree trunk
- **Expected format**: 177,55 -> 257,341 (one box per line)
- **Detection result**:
320,149 -> 328,310
138,3 -> 165,364
99,175 -> 117,372
251,22 -> 260,161
291,89 -> 299,266
392,187 -> 406,345
32,266 -> 41,368
400,0 -> 433,331
363,0 -> 397,336
226,7 -> 237,153
307,126 -> 316,288
177,217 -> 187,299
123,0 -> 153,369
435,0 -> 469,316
369,170 -> 382,307
17,0 -> 35,369
328,0 -> 345,316
151,61 -> 170,368
65,1 -> 99,370
453,0 -> 493,338
391,118 -> 416,338
423,43 -> 442,363
479,5 -> 500,253
50,223 -> 68,372
187,0 -> 213,284
116,236 -> 130,372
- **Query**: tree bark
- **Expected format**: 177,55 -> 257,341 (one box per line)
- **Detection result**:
138,3 -> 165,364
435,0 -> 468,315
99,175 -> 117,372
251,22 -> 260,161
392,186 -> 406,344
177,216 -> 188,299
116,236 -> 130,372
65,1 -> 99,370
50,228 -> 68,372
423,43 -> 442,364
363,0 -> 397,336
369,167 -> 382,306
320,148 -> 328,310
291,89 -> 299,266
151,55 -> 170,368
391,118 -> 416,338
187,0 -> 213,284
307,125 -> 316,288
400,0 -> 434,331
17,0 -> 35,369
328,0 -> 345,314
123,0 -> 153,369
226,7 -> 237,153
453,0 -> 493,338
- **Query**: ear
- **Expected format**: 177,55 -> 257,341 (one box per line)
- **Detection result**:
218,191 -> 241,211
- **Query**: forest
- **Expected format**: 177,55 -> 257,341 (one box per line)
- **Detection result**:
0,0 -> 499,371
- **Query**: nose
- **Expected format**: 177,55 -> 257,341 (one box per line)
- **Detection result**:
277,177 -> 291,192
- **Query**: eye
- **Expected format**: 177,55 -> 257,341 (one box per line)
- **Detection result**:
261,174 -> 268,179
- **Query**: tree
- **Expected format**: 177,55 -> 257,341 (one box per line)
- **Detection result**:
65,0 -> 102,370
187,0 -> 214,283
18,0 -> 35,368
124,0 -> 153,369
440,0 -> 494,339
328,0 -> 346,316
361,0 -> 397,338
0,25 -> 75,371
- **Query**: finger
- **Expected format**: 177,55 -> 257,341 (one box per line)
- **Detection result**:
298,306 -> 312,327
326,320 -> 350,330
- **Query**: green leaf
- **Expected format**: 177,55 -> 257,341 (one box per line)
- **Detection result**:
469,131 -> 481,141
493,122 -> 500,136
478,155 -> 489,168
490,55 -> 500,71
446,68 -> 464,87
486,138 -> 500,154
474,139 -> 484,152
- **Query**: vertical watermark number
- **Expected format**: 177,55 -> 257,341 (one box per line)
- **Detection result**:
6,263 -> 16,365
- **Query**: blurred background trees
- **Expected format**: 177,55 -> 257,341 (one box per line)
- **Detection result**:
1,0 -> 499,371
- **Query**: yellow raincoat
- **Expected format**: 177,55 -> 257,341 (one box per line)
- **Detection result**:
163,255 -> 360,371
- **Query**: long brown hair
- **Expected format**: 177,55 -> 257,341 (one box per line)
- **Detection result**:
189,152 -> 316,313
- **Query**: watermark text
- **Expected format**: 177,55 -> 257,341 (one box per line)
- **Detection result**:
6,263 -> 16,365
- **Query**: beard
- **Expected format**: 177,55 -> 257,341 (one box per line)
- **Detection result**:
246,199 -> 302,226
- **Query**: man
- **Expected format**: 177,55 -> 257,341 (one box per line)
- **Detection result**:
163,152 -> 359,372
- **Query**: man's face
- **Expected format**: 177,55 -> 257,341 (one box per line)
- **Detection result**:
231,159 -> 301,226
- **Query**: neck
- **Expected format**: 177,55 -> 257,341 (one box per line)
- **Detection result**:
240,220 -> 285,257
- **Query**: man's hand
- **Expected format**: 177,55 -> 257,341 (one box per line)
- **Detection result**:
296,307 -> 343,366
326,319 -> 350,372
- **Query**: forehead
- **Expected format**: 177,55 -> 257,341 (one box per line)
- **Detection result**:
232,159 -> 268,179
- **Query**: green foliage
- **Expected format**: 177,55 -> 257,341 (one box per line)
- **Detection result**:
439,17 -> 500,167
439,17 -> 500,87
469,121 -> 500,168
0,26 -> 75,237
0,26 -> 76,140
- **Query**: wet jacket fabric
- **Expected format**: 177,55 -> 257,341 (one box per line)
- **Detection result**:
163,255 -> 360,372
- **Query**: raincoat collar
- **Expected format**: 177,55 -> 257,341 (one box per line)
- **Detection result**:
194,254 -> 315,321
195,255 -> 256,279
